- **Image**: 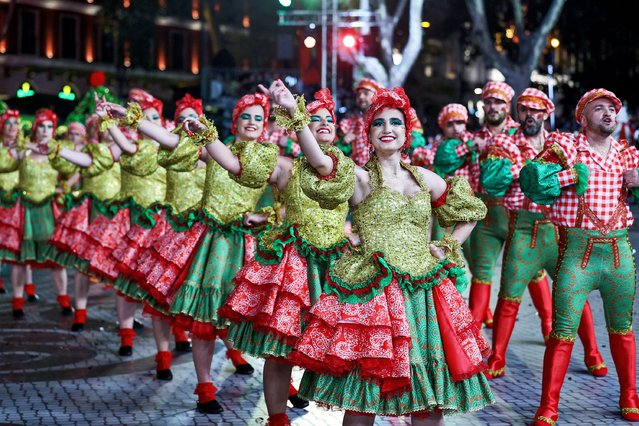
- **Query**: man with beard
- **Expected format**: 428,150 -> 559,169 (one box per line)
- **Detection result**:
520,89 -> 639,425
480,88 -> 606,381
336,78 -> 383,166
447,81 -> 545,331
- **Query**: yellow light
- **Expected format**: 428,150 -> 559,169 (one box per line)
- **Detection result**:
420,21 -> 430,28
304,36 -> 316,49
22,82 -> 31,92
63,85 -> 72,95
550,37 -> 560,49
505,27 -> 515,39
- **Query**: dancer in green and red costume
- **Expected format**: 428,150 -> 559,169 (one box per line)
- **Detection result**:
479,88 -> 606,380
0,109 -> 22,295
218,85 -> 352,426
0,109 -> 76,318
289,86 -> 493,423
49,115 -> 121,331
520,88 -> 639,425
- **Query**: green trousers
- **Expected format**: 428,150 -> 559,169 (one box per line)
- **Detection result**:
468,196 -> 509,283
499,210 -> 558,300
552,227 -> 636,340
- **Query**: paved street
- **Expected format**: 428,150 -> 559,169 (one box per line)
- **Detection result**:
2,224 -> 639,425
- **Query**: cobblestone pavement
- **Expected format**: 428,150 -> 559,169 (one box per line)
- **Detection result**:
1,229 -> 639,425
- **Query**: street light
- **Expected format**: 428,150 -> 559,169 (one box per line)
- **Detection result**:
278,0 -> 292,7
548,36 -> 559,129
304,35 -> 317,49
550,37 -> 560,49
342,34 -> 356,49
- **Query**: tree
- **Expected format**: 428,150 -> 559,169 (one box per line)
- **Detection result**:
464,0 -> 566,96
347,0 -> 425,88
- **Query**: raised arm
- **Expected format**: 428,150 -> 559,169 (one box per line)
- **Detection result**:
95,100 -> 137,155
259,80 -> 334,176
181,118 -> 241,175
59,148 -> 93,168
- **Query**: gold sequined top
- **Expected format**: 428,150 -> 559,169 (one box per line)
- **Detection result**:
159,134 -> 203,214
48,140 -> 80,179
117,138 -> 166,208
18,154 -> 59,203
284,145 -> 353,248
80,143 -> 121,201
0,146 -> 19,191
201,140 -> 278,225
331,157 -> 486,284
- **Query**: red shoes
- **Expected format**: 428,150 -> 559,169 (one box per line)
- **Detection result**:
533,337 -> 575,426
484,298 -> 519,379
578,301 -> 607,377
194,382 -> 223,414
609,332 -> 639,421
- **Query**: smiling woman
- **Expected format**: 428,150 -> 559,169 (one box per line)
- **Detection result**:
258,85 -> 494,424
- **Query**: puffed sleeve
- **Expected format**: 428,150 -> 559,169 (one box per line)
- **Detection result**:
433,138 -> 472,177
49,140 -> 79,178
119,139 -> 160,176
520,133 -> 588,204
409,130 -> 427,156
432,176 -> 487,228
479,135 -> 520,197
229,140 -> 279,189
82,143 -> 115,178
300,144 -> 356,210
0,147 -> 19,173
158,133 -> 199,172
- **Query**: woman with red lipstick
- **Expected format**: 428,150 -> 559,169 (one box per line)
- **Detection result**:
0,109 -> 77,318
108,93 -> 277,414
217,87 -> 353,426
277,84 -> 493,424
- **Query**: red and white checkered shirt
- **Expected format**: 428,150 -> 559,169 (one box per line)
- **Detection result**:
488,129 -> 549,213
466,116 -> 519,194
411,137 -> 438,169
265,127 -> 301,158
540,132 -> 639,230
339,116 -> 369,167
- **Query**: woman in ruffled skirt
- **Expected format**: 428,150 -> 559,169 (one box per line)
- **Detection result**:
271,82 -> 494,424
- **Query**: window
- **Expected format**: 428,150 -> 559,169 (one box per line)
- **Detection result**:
19,10 -> 38,55
99,31 -> 115,64
169,30 -> 185,71
60,15 -> 80,60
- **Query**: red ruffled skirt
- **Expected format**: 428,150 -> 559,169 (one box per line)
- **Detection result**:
290,276 -> 490,395
219,243 -> 312,347
132,221 -> 208,307
0,200 -> 24,254
110,212 -> 169,284
80,208 -> 131,280
49,198 -> 91,255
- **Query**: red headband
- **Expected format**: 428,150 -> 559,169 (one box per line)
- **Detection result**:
231,93 -> 270,141
128,88 -> 164,117
364,87 -> 414,151
0,109 -> 20,132
174,94 -> 203,123
31,109 -> 58,141
306,88 -> 336,123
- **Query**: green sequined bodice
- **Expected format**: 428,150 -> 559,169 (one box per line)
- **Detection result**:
81,144 -> 121,200
0,147 -> 19,191
159,135 -> 203,213
344,159 -> 437,277
283,158 -> 348,248
18,155 -> 59,203
118,139 -> 166,207
201,159 -> 265,225
166,167 -> 206,214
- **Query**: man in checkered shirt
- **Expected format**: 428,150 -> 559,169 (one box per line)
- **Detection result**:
336,78 -> 383,166
451,81 -> 539,332
520,89 -> 639,425
480,88 -> 606,382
